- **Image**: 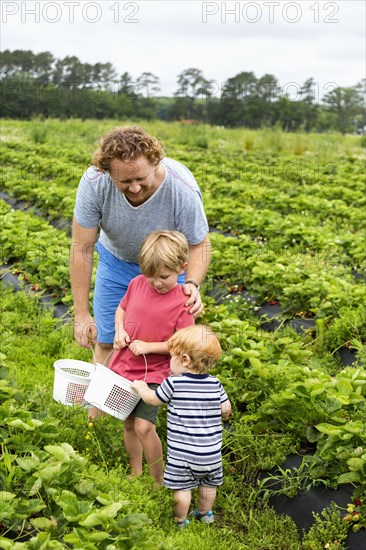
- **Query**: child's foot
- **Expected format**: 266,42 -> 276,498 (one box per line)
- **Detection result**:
189,509 -> 214,524
176,519 -> 190,529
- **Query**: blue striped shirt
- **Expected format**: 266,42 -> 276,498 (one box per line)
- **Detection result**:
156,373 -> 229,467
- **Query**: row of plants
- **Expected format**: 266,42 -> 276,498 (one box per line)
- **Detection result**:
1,286 -> 365,548
1,119 -> 365,547
1,198 -> 365,360
1,120 -> 365,270
0,200 -> 76,303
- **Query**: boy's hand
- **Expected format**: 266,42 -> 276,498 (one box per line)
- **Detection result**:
131,380 -> 148,392
113,329 -> 130,349
129,340 -> 150,356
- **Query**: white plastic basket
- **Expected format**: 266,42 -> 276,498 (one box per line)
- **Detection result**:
84,363 -> 141,420
53,359 -> 96,407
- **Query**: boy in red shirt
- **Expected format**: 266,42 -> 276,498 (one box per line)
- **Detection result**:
108,231 -> 194,483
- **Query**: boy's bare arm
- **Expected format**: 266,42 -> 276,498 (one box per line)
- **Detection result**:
132,380 -> 165,406
129,340 -> 169,356
221,399 -> 232,420
114,307 -> 130,349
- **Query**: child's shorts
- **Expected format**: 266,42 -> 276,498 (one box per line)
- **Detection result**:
163,458 -> 223,489
129,383 -> 160,425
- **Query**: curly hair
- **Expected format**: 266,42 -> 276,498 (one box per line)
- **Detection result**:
168,325 -> 222,374
92,126 -> 164,172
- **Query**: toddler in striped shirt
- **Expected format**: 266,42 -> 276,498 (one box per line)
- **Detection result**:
132,324 -> 232,528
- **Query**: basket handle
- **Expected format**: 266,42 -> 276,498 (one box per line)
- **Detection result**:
88,341 -> 115,367
89,341 -> 148,382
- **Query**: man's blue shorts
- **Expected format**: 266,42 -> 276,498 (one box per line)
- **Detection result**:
93,241 -> 186,344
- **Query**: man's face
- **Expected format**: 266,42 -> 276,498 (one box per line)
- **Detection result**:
109,156 -> 159,205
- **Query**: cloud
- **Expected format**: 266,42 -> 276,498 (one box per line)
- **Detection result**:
1,0 -> 364,95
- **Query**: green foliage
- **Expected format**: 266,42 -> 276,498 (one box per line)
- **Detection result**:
0,379 -> 153,548
0,121 -> 365,547
324,306 -> 366,354
301,504 -> 349,550
29,120 -> 49,144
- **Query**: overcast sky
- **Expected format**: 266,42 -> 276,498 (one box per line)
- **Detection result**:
2,1 -> 365,99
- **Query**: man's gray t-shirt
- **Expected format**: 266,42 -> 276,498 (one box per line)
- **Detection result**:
74,157 -> 209,263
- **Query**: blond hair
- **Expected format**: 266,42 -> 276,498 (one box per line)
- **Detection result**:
93,126 -> 164,172
168,325 -> 222,374
139,231 -> 189,276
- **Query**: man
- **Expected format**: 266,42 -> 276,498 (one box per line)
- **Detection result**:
70,125 -> 211,367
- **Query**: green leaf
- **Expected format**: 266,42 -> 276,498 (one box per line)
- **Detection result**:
7,418 -> 35,430
60,442 -> 77,456
30,517 -> 55,530
55,490 -> 79,513
322,397 -> 342,414
231,347 -> 247,358
340,433 -> 354,441
18,498 -> 46,516
0,501 -> 17,520
310,387 -> 325,398
88,532 -> 111,542
16,456 -> 40,471
347,457 -> 365,471
79,503 -> 122,527
0,491 -> 16,502
29,477 -> 43,496
44,445 -> 70,463
44,276 -> 61,286
315,423 -> 342,436
338,472 -> 361,484
336,380 -> 353,395
306,425 -> 322,443
37,463 -> 62,481
0,538 -> 16,550
249,357 -> 261,368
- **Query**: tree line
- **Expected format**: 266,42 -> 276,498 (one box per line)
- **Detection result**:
1,50 -> 364,134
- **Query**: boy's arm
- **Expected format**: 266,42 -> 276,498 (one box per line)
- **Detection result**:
129,340 -> 168,356
221,399 -> 232,421
131,380 -> 165,406
113,306 -> 130,349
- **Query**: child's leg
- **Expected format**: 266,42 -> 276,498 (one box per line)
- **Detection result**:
124,416 -> 143,475
134,418 -> 163,483
174,489 -> 192,522
198,485 -> 217,514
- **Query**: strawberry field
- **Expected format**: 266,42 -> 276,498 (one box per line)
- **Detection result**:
1,119 -> 365,549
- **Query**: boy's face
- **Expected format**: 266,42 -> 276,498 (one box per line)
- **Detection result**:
170,353 -> 190,374
146,267 -> 179,294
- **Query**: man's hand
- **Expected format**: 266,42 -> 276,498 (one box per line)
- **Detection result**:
74,313 -> 97,348
183,283 -> 203,317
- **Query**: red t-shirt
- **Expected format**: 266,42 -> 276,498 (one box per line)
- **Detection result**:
109,275 -> 194,384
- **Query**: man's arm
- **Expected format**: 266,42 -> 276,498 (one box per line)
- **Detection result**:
70,218 -> 98,348
183,233 -> 211,316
